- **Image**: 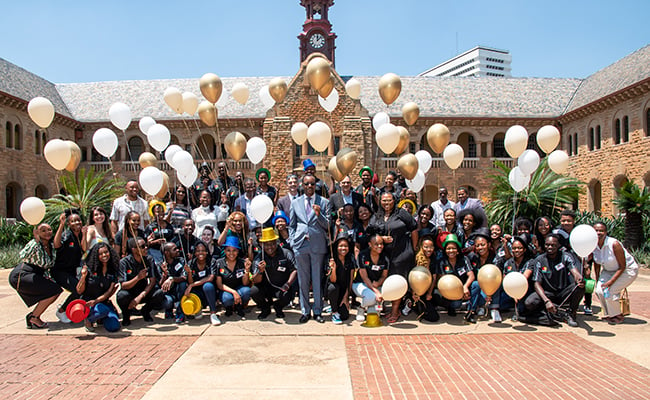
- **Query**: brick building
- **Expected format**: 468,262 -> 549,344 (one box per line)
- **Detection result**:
0,1 -> 648,219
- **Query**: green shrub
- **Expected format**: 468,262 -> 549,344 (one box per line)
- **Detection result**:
0,218 -> 33,247
0,244 -> 22,269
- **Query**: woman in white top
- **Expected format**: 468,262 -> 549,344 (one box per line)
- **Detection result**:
192,190 -> 220,239
85,206 -> 114,249
592,222 -> 638,324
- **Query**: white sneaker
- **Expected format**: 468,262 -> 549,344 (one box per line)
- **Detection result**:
477,308 -> 486,317
490,309 -> 502,322
56,307 -> 71,324
210,314 -> 221,326
194,312 -> 203,320
356,307 -> 365,322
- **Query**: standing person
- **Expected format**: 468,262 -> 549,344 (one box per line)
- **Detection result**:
145,201 -> 174,264
172,219 -> 197,262
192,190 -> 220,239
52,212 -> 86,324
369,192 -> 417,323
255,168 -> 278,205
355,204 -> 374,255
458,209 -> 483,255
289,174 -> 331,323
226,171 -> 245,209
533,216 -> 553,255
191,163 -> 216,208
355,166 -> 378,212
110,180 -> 148,234
116,237 -> 165,326
300,159 -> 330,198
592,222 -> 639,324
9,223 -> 62,329
234,178 -> 259,230
524,234 -> 585,327
353,234 -> 389,322
214,161 -> 234,199
329,175 -> 364,216
414,205 -> 435,249
453,187 -> 487,228
215,236 -> 252,319
431,187 -> 455,229
185,241 -> 221,325
251,228 -> 297,320
333,204 -> 362,243
76,243 -> 120,332
410,234 -> 439,322
277,174 -> 301,214
86,206 -> 114,249
167,185 -> 192,232
326,233 -> 356,323
272,211 -> 292,253
378,171 -> 399,196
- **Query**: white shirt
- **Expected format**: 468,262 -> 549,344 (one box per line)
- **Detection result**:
431,199 -> 455,228
192,206 -> 220,239
110,195 -> 148,231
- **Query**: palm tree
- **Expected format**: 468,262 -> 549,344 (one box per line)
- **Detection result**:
613,181 -> 650,250
44,168 -> 125,225
485,159 -> 583,233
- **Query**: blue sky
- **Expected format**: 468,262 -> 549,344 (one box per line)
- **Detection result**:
2,1 -> 648,83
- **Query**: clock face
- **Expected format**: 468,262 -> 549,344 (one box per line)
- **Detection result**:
309,33 -> 325,49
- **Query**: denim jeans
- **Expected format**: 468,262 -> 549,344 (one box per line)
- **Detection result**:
220,286 -> 251,307
191,282 -> 218,312
88,302 -> 120,332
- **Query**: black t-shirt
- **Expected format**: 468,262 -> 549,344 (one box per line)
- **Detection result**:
330,255 -> 355,289
215,258 -> 248,288
254,248 -> 296,288
467,251 -> 497,273
115,228 -> 145,253
189,258 -> 217,283
53,230 -> 83,273
166,256 -> 187,279
145,222 -> 174,250
171,235 -> 198,260
532,251 -> 578,292
437,255 -> 473,284
118,254 -> 156,292
355,249 -> 389,283
79,268 -> 117,301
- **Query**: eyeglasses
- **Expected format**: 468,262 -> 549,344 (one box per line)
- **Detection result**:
303,182 -> 315,186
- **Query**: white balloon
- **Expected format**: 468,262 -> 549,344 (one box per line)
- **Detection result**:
307,121 -> 332,152
381,275 -> 408,301
259,85 -> 275,110
138,117 -> 156,136
318,89 -> 339,113
508,166 -> 530,192
139,166 -> 164,196
518,149 -> 540,176
345,78 -> 361,99
548,150 -> 570,174
504,125 -> 529,158
108,102 -> 132,131
147,124 -> 170,152
164,145 -> 183,169
502,272 -> 528,301
372,112 -> 390,131
92,128 -> 118,158
164,87 -> 183,114
376,123 -> 400,154
182,92 -> 199,115
291,122 -> 308,145
443,143 -> 464,170
570,224 -> 599,258
231,82 -> 250,105
246,137 -> 267,165
415,150 -> 433,174
20,197 -> 46,225
250,195 -> 274,224
173,150 -> 194,176
177,165 -> 198,187
406,169 -> 426,193
537,125 -> 561,154
27,97 -> 55,129
216,89 -> 229,108
43,139 -> 72,170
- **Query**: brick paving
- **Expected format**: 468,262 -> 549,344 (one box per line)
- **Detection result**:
0,335 -> 196,400
346,333 -> 650,400
628,291 -> 650,319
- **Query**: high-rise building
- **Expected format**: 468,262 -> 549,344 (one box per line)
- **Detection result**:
419,46 -> 512,77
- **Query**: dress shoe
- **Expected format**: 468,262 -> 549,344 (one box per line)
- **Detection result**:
314,314 -> 325,323
258,309 -> 271,320
299,314 -> 311,323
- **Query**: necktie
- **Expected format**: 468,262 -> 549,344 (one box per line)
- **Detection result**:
306,197 -> 312,218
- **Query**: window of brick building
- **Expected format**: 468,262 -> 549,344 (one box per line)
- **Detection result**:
34,130 -> 41,154
13,124 -> 22,150
588,128 -> 594,151
35,185 -> 49,199
457,132 -> 476,158
596,125 -> 601,149
568,134 -> 573,156
5,182 -> 22,218
127,136 -> 144,161
5,122 -> 12,148
622,116 -> 629,142
573,133 -> 578,155
493,133 -> 507,157
646,108 -> 650,137
614,118 -> 621,144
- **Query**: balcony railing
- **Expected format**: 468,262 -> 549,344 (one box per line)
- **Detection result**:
491,157 -> 514,168
382,157 -> 472,170
88,159 -> 255,175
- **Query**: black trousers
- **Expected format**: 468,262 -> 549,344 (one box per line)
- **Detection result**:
250,282 -> 293,312
524,283 -> 585,318
50,269 -> 79,310
116,287 -> 165,319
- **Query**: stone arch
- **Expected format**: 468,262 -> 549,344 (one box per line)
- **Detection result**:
642,98 -> 650,137
196,134 -> 216,160
126,135 -> 144,161
35,184 -> 49,199
612,109 -> 627,144
5,181 -> 22,218
14,124 -> 22,150
612,174 -> 628,214
457,132 -> 476,158
492,132 -> 507,158
588,179 -> 602,214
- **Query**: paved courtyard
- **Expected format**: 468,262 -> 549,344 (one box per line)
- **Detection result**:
0,269 -> 649,399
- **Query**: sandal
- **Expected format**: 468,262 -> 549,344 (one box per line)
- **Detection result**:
612,315 -> 625,324
386,313 -> 400,324
27,314 -> 48,329
84,319 -> 95,332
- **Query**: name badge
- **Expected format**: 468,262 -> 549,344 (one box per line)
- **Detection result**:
457,267 -> 466,275
174,263 -> 183,271
236,271 -> 245,278
198,270 -> 207,278
278,266 -> 286,272
371,265 -> 381,271
554,263 -> 565,271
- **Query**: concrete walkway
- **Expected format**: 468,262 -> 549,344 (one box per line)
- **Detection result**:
0,269 -> 649,399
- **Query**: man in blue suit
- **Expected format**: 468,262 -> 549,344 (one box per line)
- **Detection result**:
289,174 -> 331,323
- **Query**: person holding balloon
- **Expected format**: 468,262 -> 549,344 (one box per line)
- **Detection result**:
51,212 -> 86,323
145,201 -> 174,264
592,222 -> 638,324
9,223 -> 62,329
166,185 -> 192,232
498,234 -> 535,312
255,168 -> 278,205
217,211 -> 251,260
369,192 -> 417,323
467,229 -> 502,322
353,234 -> 389,322
408,234 -> 439,322
326,233 -> 356,324
436,234 -> 477,317
192,190 -> 220,240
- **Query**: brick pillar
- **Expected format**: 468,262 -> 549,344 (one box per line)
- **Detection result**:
264,116 -> 292,195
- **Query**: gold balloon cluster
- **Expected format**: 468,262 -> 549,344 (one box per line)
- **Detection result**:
328,148 -> 358,182
397,153 -> 419,180
408,266 -> 432,296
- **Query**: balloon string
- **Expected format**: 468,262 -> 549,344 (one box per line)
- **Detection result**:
320,151 -> 334,257
512,191 -> 517,235
122,129 -> 136,165
182,118 -> 210,174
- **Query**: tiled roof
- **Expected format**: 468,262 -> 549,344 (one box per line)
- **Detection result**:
0,57 -> 72,118
565,44 -> 650,113
351,76 -> 581,118
55,77 -> 291,123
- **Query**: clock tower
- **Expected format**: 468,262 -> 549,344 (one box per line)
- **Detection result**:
298,0 -> 336,67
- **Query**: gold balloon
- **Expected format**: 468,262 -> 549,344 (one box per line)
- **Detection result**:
427,123 -> 450,154
378,73 -> 401,105
268,78 -> 288,103
318,74 -> 335,98
156,171 -> 170,199
199,73 -> 222,104
402,102 -> 420,126
65,141 -> 81,172
394,126 -> 410,155
328,156 -> 345,182
197,101 -> 217,127
224,131 -> 247,161
397,153 -> 419,180
138,152 -> 157,169
306,57 -> 331,91
408,266 -> 432,296
477,264 -> 503,296
437,275 -> 464,301
335,148 -> 357,176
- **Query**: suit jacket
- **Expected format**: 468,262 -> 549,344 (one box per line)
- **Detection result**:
329,191 -> 364,215
454,198 -> 488,228
277,193 -> 300,215
288,194 -> 331,254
